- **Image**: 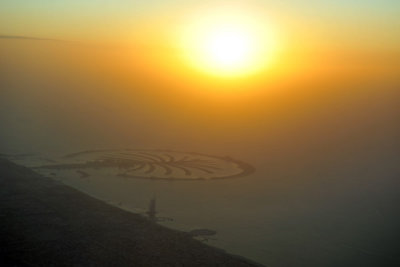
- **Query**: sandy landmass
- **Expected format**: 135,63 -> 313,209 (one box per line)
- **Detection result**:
0,158 -> 262,266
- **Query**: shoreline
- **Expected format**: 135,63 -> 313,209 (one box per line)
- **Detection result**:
0,158 -> 262,266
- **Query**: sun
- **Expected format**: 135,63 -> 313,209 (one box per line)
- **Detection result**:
180,7 -> 277,77
205,25 -> 254,69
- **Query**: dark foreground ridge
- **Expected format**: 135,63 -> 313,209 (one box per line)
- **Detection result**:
0,158 -> 262,266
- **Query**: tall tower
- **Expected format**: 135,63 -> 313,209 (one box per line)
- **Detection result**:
146,196 -> 157,222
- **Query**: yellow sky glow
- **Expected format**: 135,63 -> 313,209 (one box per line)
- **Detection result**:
178,7 -> 278,77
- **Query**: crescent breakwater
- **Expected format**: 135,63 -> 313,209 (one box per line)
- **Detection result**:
31,149 -> 255,181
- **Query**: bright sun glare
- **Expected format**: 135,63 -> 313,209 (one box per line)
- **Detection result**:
206,26 -> 253,68
180,6 -> 277,77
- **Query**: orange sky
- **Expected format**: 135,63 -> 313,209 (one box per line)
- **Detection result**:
1,1 -> 399,91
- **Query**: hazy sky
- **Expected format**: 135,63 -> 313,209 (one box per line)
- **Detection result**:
1,0 -> 399,49
1,0 -> 399,85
